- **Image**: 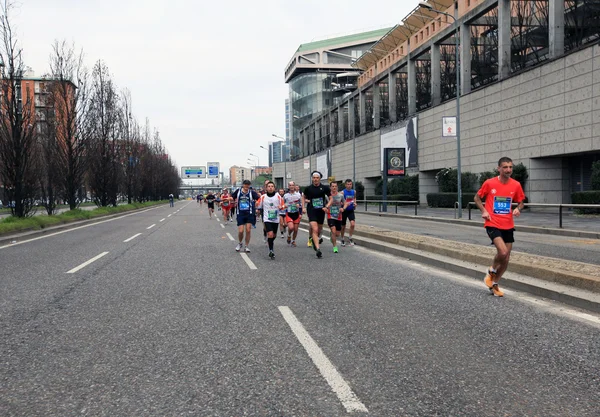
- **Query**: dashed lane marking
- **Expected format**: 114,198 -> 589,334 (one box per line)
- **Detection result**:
67,252 -> 109,274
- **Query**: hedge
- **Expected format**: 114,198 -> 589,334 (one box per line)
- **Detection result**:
571,191 -> 600,214
427,192 -> 477,208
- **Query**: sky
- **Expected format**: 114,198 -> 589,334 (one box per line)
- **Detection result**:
15,0 -> 416,178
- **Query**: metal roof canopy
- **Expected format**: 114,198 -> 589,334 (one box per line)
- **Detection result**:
353,0 -> 455,71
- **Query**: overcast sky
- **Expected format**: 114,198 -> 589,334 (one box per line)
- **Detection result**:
16,0 -> 415,177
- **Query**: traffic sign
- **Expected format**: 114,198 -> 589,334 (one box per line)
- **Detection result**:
181,166 -> 206,178
207,162 -> 220,178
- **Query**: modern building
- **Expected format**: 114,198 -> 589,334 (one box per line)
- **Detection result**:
274,0 -> 600,205
285,27 -> 393,162
229,166 -> 253,186
268,141 -> 285,166
285,99 -> 291,161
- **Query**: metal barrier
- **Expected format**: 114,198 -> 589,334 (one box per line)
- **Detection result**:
467,202 -> 600,228
357,199 -> 419,216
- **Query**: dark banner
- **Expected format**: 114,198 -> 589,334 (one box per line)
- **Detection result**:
385,148 -> 405,177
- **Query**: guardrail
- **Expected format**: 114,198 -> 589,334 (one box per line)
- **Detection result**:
356,199 -> 419,215
467,202 -> 600,228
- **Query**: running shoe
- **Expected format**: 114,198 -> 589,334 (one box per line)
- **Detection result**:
280,232 -> 285,239
291,240 -> 296,247
318,237 -> 323,244
269,250 -> 275,259
316,249 -> 322,258
333,246 -> 338,253
308,237 -> 313,247
287,236 -> 291,244
348,238 -> 355,246
341,239 -> 346,247
484,267 -> 496,289
235,243 -> 242,252
244,246 -> 251,253
491,284 -> 504,297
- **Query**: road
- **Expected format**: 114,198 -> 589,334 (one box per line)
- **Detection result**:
1,202 -> 599,416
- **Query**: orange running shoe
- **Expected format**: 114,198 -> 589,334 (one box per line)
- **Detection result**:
491,284 -> 504,297
484,267 -> 496,289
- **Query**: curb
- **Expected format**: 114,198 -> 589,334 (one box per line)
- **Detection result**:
356,211 -> 600,239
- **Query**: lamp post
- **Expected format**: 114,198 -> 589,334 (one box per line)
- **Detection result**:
272,134 -> 286,186
419,2 -> 462,217
249,154 -> 259,181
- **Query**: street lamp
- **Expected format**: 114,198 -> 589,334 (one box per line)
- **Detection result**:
419,2 -> 462,217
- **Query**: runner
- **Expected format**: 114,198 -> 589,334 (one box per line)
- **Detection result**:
220,188 -> 232,222
474,156 -> 526,297
284,181 -> 302,247
302,171 -> 331,258
196,193 -> 203,206
205,191 -> 216,218
325,182 -> 346,253
341,179 -> 357,246
257,181 -> 286,259
231,180 -> 260,252
278,188 -> 287,238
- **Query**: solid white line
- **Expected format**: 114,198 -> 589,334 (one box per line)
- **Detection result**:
67,252 -> 109,274
146,224 -> 156,230
220,224 -> 225,228
0,207 -> 161,250
226,233 -> 235,241
240,253 -> 257,270
123,233 -> 142,243
278,306 -> 368,413
160,218 -> 165,222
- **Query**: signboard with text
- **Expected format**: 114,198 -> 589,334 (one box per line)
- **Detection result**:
442,116 -> 457,137
181,166 -> 206,178
207,162 -> 220,179
384,148 -> 406,177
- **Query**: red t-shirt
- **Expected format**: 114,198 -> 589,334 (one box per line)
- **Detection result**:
477,177 -> 525,230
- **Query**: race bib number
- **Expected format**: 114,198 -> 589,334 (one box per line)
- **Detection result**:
329,206 -> 340,217
267,210 -> 277,221
312,197 -> 324,209
239,198 -> 250,210
222,201 -> 229,207
493,196 -> 512,215
288,202 -> 298,213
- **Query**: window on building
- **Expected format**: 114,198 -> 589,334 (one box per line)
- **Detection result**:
426,27 -> 429,37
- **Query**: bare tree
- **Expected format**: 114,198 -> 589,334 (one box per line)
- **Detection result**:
46,40 -> 92,210
0,1 -> 38,217
87,60 -> 121,207
37,104 -> 61,214
119,89 -> 143,204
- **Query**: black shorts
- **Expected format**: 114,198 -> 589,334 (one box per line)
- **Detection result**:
207,202 -> 215,209
327,219 -> 342,231
265,222 -> 279,234
342,210 -> 355,224
237,211 -> 255,226
486,227 -> 515,244
308,209 -> 326,224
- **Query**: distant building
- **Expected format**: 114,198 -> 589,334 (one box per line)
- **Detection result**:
268,141 -> 284,166
229,165 -> 253,186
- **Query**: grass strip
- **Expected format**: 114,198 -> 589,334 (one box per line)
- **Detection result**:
0,201 -> 168,236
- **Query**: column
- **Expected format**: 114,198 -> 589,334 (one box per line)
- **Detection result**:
549,0 -> 565,59
408,57 -> 416,115
460,23 -> 472,95
388,72 -> 397,123
373,82 -> 381,130
348,97 -> 355,139
338,105 -> 345,142
359,89 -> 366,134
430,42 -> 441,107
498,0 -> 511,80
329,110 -> 335,146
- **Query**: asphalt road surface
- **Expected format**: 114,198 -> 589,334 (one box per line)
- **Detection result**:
1,202 -> 599,416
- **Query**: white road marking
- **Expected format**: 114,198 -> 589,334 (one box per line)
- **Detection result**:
299,227 -> 331,240
226,233 -> 235,241
0,207 -> 161,250
216,217 -> 220,222
67,252 -> 109,274
167,214 -> 172,217
146,224 -> 156,230
123,233 -> 142,243
278,306 -> 368,413
240,253 -> 257,270
220,224 -> 225,228
159,218 -> 165,222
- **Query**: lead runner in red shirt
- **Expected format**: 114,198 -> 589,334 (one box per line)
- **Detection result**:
474,157 -> 526,297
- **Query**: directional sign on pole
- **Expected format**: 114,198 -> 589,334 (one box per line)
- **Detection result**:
442,116 -> 457,137
181,166 -> 206,178
207,162 -> 220,179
